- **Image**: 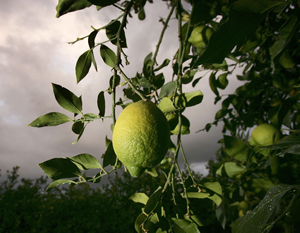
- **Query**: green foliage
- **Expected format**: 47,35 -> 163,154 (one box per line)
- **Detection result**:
27,0 -> 300,232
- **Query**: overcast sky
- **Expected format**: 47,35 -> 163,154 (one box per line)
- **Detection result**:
0,0 -> 243,182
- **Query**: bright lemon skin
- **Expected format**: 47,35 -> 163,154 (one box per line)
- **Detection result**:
112,100 -> 170,177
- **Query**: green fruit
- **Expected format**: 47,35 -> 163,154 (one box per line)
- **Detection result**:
188,25 -> 214,48
238,201 -> 249,211
112,100 -> 170,177
249,124 -> 280,147
249,124 -> 280,156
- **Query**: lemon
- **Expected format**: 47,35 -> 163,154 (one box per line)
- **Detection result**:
249,124 -> 280,156
112,100 -> 170,177
188,25 -> 214,49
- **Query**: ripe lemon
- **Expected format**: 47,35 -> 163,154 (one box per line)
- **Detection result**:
112,100 -> 170,177
249,123 -> 280,156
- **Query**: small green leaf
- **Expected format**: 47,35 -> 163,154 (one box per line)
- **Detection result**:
224,162 -> 247,178
45,179 -> 77,192
100,44 -> 117,68
184,90 -> 203,107
154,59 -> 170,72
52,83 -> 82,114
217,73 -> 229,89
204,181 -> 222,196
102,141 -> 116,168
72,121 -> 84,134
172,218 -> 200,233
56,0 -> 92,18
158,98 -> 177,113
76,50 -> 93,83
68,153 -> 102,170
97,91 -> 105,117
159,81 -> 176,99
72,123 -> 86,144
223,135 -> 251,162
83,113 -> 100,121
28,112 -> 72,127
186,192 -> 210,199
182,70 -> 197,84
129,193 -> 149,205
144,186 -> 162,215
209,72 -> 219,96
39,158 -> 82,180
106,20 -> 127,48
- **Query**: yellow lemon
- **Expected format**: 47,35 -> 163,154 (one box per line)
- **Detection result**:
112,100 -> 170,177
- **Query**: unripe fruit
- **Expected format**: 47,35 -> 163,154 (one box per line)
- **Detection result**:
188,25 -> 214,49
249,124 -> 280,147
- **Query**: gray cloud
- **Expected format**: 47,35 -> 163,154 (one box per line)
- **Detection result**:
0,1 -> 242,181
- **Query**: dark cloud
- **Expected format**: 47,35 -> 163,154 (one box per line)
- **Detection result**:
0,1 -> 242,182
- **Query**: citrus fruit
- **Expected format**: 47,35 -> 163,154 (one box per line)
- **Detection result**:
188,25 -> 214,49
249,124 -> 280,147
112,100 -> 170,177
249,124 -> 280,156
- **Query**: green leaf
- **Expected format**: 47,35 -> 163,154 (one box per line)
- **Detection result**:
158,97 -> 177,113
193,0 -> 286,66
159,81 -> 176,99
52,83 -> 82,114
106,20 -> 127,48
207,194 -> 223,206
76,50 -> 93,83
38,158 -> 82,180
67,153 -> 102,170
100,44 -> 117,68
232,184 -> 300,233
97,91 -> 105,117
209,72 -> 219,96
270,12 -> 300,70
204,181 -> 222,196
102,141 -> 116,168
87,0 -> 120,7
72,121 -> 84,134
172,218 -> 200,233
88,30 -> 99,71
182,70 -> 197,84
223,135 -> 251,162
186,192 -> 210,199
28,112 -> 72,127
184,90 -> 203,107
129,193 -> 149,205
45,179 -> 77,192
83,113 -> 100,121
154,59 -> 170,72
224,162 -> 247,178
56,0 -> 92,18
72,123 -> 86,144
217,73 -> 229,89
144,186 -> 162,215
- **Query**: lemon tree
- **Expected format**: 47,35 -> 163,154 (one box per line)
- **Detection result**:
28,0 -> 300,232
112,100 -> 170,177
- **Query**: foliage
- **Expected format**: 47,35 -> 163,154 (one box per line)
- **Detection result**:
27,0 -> 300,232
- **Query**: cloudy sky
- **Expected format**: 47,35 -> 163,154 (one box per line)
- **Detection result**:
0,0 -> 243,182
